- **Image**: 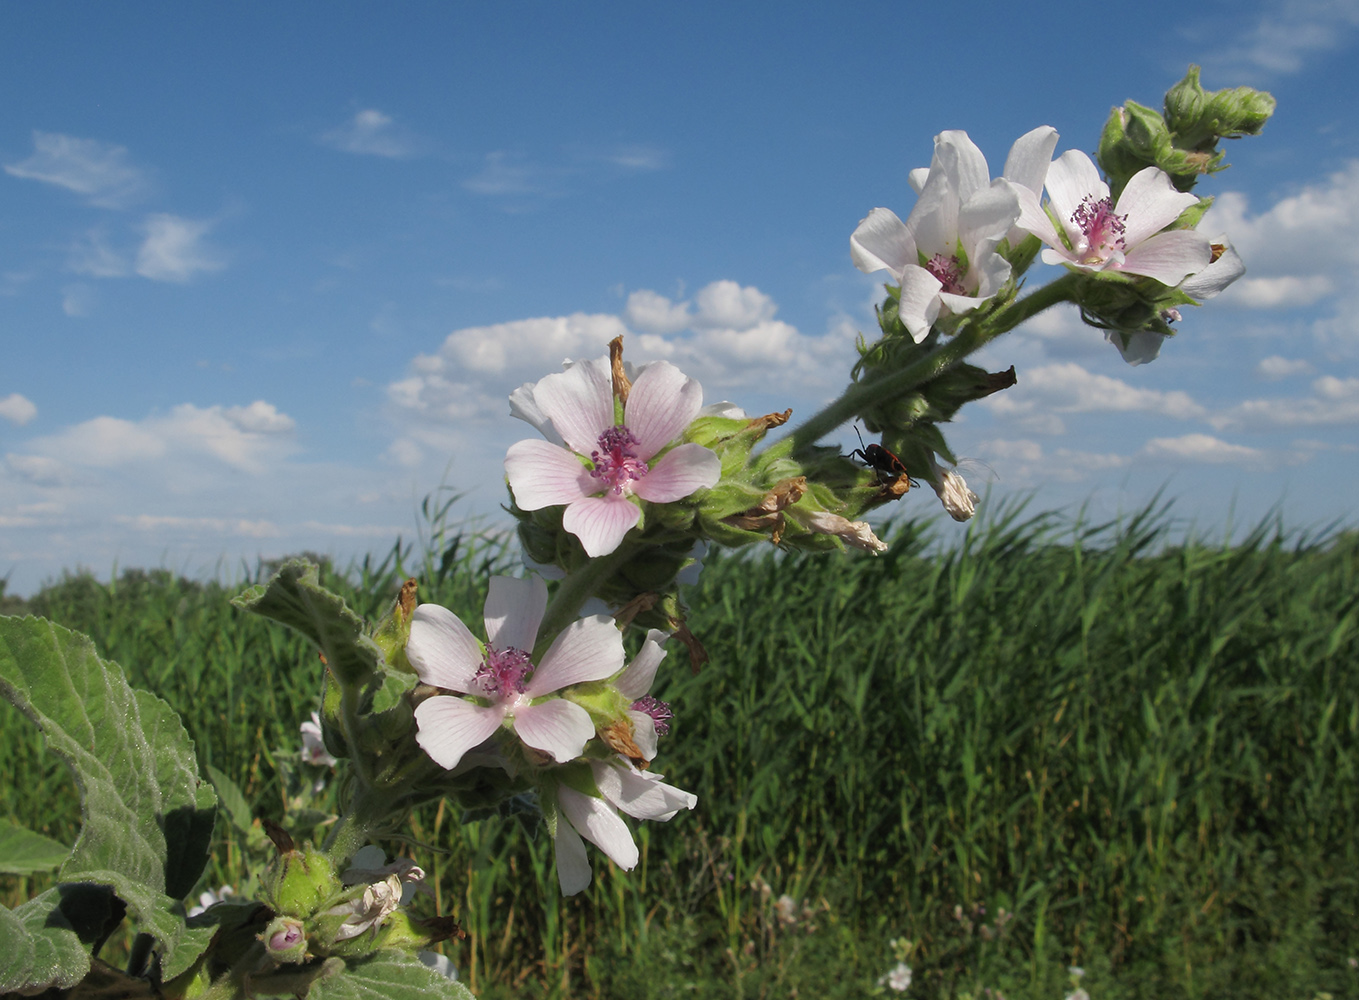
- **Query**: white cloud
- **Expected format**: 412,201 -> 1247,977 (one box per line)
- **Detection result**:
61,284 -> 93,317
5,454 -> 66,487
1210,375 -> 1359,430
1139,434 -> 1267,466
692,280 -> 777,330
23,401 -> 296,475
319,109 -> 417,159
972,437 -> 1131,486
624,289 -> 692,335
601,145 -> 669,170
114,514 -> 282,538
135,214 -> 226,282
984,363 -> 1206,426
463,152 -> 543,196
0,394 -> 37,426
67,229 -> 130,278
1256,355 -> 1315,379
1207,0 -> 1359,75
3,131 -> 148,208
1231,275 -> 1335,309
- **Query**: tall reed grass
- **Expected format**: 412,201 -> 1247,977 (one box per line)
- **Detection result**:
3,500 -> 1356,998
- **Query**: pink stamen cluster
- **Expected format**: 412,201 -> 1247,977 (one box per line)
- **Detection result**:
474,646 -> 534,697
589,425 -> 649,495
631,695 -> 673,736
924,253 -> 966,294
1071,195 -> 1126,259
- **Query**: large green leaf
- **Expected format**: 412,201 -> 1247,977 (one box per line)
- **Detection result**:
0,616 -> 218,978
232,560 -> 381,687
308,951 -> 475,1000
0,815 -> 71,875
0,883 -> 120,994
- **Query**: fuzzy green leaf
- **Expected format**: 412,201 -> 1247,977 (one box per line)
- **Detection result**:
0,616 -> 218,979
309,950 -> 475,1000
0,883 -> 121,994
0,816 -> 71,875
232,560 -> 382,687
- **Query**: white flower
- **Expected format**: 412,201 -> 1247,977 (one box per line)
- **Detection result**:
878,961 -> 912,992
1012,150 -> 1209,285
300,711 -> 338,767
505,357 -> 721,557
186,884 -> 235,917
408,575 -> 625,771
852,130 -> 1038,342
551,757 -> 697,895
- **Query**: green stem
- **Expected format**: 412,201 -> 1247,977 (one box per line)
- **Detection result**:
534,545 -> 634,654
321,781 -> 393,862
773,274 -> 1079,457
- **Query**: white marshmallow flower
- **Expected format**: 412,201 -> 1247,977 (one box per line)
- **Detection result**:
551,757 -> 698,896
1012,150 -> 1210,285
611,628 -> 674,762
505,357 -> 722,558
851,129 -> 1034,342
408,576 -> 625,771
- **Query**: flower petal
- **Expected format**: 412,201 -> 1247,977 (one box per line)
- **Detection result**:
1118,229 -> 1212,285
562,495 -> 642,556
1009,182 -> 1064,251
626,711 -> 659,761
532,358 -> 615,456
1106,330 -> 1165,366
505,439 -> 596,511
1116,166 -> 1202,246
614,630 -> 668,699
512,699 -> 596,762
552,814 -> 593,896
896,266 -> 944,342
851,207 -> 915,276
407,604 -> 484,691
530,614 -> 625,694
508,382 -> 564,445
1044,151 -> 1105,245
1179,237 -> 1244,300
483,575 -> 547,654
591,759 -> 698,821
414,697 -> 505,771
558,785 -> 639,870
932,130 -> 991,204
1002,125 -> 1059,196
624,362 -> 704,458
632,443 -> 720,502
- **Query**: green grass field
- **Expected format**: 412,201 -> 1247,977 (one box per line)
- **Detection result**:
3,501 -> 1357,999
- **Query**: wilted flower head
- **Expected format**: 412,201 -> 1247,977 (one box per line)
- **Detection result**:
408,575 -> 625,771
300,711 -> 338,768
506,356 -> 721,556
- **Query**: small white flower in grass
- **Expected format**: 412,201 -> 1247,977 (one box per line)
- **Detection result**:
300,711 -> 337,767
1011,150 -> 1209,285
552,757 -> 697,896
852,130 -> 1038,342
505,356 -> 721,557
409,575 -> 625,771
187,884 -> 235,917
878,961 -> 912,992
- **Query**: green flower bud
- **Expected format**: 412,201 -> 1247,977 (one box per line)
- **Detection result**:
261,841 -> 341,920
371,578 -> 419,674
261,915 -> 309,963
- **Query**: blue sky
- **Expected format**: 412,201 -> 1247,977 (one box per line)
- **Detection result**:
2,1 -> 1358,596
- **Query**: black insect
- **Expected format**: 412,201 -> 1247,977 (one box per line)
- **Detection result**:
850,426 -> 912,493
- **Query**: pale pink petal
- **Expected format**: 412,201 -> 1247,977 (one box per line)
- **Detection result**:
505,439 -> 596,510
624,363 -> 704,458
532,358 -> 614,456
1010,182 -> 1064,250
1119,229 -> 1212,285
414,697 -> 506,770
530,614 -> 625,694
552,816 -> 592,895
1116,166 -> 1202,246
932,130 -> 991,203
614,630 -> 668,699
1044,151 -> 1105,245
907,166 -> 930,194
562,495 -> 641,556
508,382 -> 563,445
1106,330 -> 1165,366
626,711 -> 659,761
897,266 -> 944,342
591,760 -> 697,821
631,444 -> 720,503
558,785 -> 639,870
851,207 -> 915,276
483,575 -> 546,653
1179,238 -> 1244,300
511,699 -> 596,762
906,167 -> 960,257
407,605 -> 484,691
1002,126 -> 1059,196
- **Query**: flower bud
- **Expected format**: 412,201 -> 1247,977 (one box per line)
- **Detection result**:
261,915 -> 309,963
261,840 -> 341,920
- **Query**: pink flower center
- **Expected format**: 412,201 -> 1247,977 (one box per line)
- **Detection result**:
1071,195 -> 1126,261
474,646 -> 534,698
631,695 -> 673,736
589,425 -> 649,495
924,254 -> 966,295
